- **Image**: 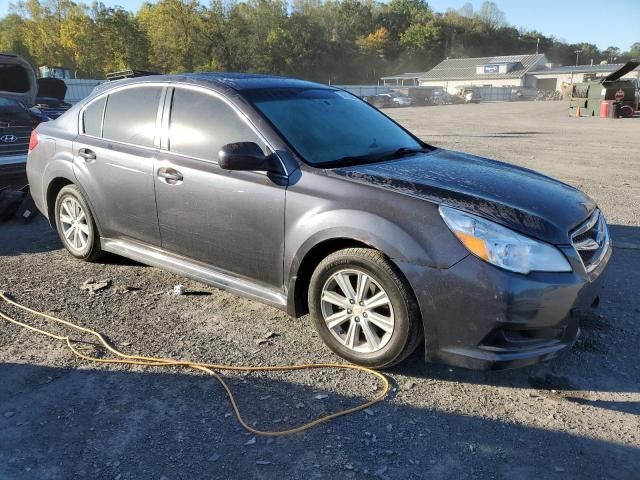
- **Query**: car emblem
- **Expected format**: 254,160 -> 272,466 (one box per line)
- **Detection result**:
0,134 -> 18,143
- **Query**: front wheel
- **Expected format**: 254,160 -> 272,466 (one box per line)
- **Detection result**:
308,248 -> 423,369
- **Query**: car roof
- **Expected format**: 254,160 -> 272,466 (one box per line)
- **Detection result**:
93,72 -> 333,95
186,72 -> 329,90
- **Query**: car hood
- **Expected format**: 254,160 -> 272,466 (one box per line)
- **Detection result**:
330,148 -> 595,245
36,78 -> 67,102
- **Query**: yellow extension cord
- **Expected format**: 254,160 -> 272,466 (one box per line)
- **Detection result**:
0,291 -> 390,436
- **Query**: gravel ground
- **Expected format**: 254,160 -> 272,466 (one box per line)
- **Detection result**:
1,101 -> 639,480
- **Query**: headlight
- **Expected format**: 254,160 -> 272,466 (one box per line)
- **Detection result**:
439,206 -> 571,274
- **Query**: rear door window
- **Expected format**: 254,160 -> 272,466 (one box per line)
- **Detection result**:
83,96 -> 106,137
168,88 -> 264,161
102,86 -> 162,147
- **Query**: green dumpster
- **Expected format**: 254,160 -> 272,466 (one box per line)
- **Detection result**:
570,61 -> 639,116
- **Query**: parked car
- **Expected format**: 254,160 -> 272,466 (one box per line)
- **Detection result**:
367,91 -> 413,108
27,73 -> 610,370
458,87 -> 482,104
407,86 -> 447,106
0,96 -> 47,148
0,53 -> 48,187
0,97 -> 48,188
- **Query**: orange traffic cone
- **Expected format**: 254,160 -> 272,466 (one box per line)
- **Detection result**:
575,107 -> 582,117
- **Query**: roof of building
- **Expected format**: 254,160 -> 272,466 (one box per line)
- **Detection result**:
419,54 -> 546,81
531,63 -> 640,75
380,72 -> 428,81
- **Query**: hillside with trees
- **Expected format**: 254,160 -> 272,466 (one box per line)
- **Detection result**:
1,0 -> 638,82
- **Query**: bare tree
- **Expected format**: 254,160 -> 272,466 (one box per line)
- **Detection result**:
477,1 -> 506,30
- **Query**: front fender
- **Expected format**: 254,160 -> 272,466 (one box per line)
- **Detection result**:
286,209 -> 434,284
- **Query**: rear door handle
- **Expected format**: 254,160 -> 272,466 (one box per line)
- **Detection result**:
157,167 -> 183,185
78,148 -> 96,161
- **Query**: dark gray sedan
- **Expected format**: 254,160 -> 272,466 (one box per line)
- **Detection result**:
26,73 -> 611,369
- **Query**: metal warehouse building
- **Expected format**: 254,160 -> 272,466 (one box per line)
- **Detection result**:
382,54 -> 547,93
381,54 -> 640,94
531,63 -> 640,91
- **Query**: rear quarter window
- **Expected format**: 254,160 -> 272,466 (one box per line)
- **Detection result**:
83,96 -> 106,137
102,86 -> 162,148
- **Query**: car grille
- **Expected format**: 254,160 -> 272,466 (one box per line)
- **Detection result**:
571,209 -> 610,273
0,121 -> 32,157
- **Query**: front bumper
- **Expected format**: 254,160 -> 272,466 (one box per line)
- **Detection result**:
397,242 -> 611,370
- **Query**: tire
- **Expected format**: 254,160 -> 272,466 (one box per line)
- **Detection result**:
54,184 -> 103,261
620,105 -> 634,118
308,248 -> 423,369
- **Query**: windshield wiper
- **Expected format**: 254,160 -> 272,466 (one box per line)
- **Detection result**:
317,146 -> 431,168
379,147 -> 428,159
315,153 -> 383,168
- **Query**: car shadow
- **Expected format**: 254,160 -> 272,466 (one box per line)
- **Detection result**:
0,216 -> 61,256
0,362 -> 638,479
0,216 -> 140,266
563,396 -> 640,415
609,224 -> 640,249
98,253 -> 145,267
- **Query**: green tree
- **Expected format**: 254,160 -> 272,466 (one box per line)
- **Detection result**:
628,42 -> 640,59
137,0 -> 207,73
0,0 -> 625,84
0,13 -> 32,61
92,5 -> 149,74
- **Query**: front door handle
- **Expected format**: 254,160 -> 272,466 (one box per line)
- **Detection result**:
157,167 -> 183,185
78,148 -> 96,161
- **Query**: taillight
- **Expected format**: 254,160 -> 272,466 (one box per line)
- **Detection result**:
28,130 -> 39,152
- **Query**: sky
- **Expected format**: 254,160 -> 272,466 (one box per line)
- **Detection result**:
0,0 -> 638,51
427,0 -> 638,51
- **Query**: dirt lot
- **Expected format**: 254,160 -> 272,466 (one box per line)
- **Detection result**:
1,101 -> 639,479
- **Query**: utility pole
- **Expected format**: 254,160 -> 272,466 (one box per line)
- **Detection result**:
536,38 -> 540,55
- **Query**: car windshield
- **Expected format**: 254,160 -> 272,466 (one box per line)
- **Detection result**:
244,87 -> 424,166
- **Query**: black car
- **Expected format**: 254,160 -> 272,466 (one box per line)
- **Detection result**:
27,73 -> 610,369
0,53 -> 49,188
0,97 -> 47,188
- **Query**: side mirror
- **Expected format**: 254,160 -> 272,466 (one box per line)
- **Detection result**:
218,142 -> 275,172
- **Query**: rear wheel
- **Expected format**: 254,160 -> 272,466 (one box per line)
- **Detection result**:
308,248 -> 422,369
54,185 -> 103,261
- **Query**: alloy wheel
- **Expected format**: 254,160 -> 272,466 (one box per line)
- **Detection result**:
59,196 -> 90,252
320,268 -> 395,353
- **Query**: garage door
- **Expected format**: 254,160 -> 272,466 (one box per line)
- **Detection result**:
536,78 -> 558,91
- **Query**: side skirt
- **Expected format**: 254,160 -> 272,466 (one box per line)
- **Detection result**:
101,237 -> 288,310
